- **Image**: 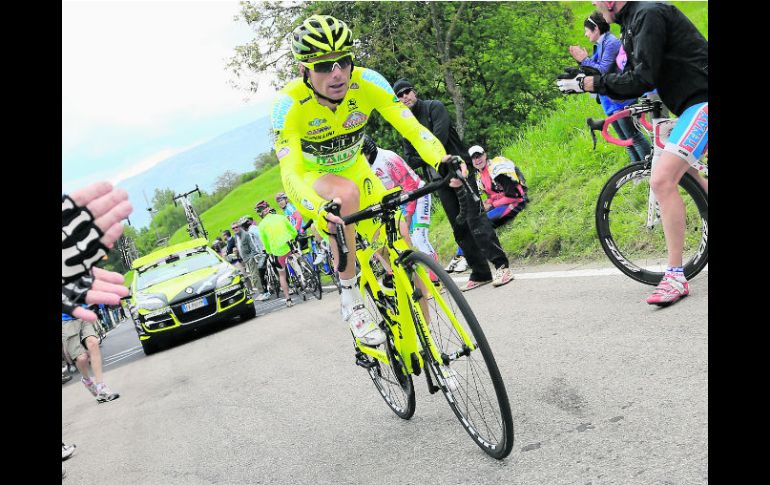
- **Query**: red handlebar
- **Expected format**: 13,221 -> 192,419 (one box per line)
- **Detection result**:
601,110 -> 634,147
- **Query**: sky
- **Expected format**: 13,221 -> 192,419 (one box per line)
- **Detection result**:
62,0 -> 279,193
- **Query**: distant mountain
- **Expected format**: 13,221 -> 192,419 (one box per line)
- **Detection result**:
118,117 -> 273,228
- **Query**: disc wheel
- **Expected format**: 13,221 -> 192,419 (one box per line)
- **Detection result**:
596,162 -> 708,285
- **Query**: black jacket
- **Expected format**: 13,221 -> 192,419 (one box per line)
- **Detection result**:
401,98 -> 472,182
593,2 -> 708,116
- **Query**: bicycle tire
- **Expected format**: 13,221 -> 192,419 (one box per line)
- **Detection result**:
404,250 -> 514,459
299,258 -> 322,300
288,258 -> 308,301
595,162 -> 708,285
360,283 -> 416,419
324,252 -> 342,294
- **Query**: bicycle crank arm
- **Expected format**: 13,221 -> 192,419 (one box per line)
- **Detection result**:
356,342 -> 388,364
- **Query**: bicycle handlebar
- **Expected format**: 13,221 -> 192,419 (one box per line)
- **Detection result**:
326,156 -> 466,273
586,99 -> 662,150
173,185 -> 202,206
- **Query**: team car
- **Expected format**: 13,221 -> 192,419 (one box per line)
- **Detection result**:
126,238 -> 256,355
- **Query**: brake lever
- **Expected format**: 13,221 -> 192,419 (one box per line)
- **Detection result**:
448,155 -> 480,203
586,117 -> 603,150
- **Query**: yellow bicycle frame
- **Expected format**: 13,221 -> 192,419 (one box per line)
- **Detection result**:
354,225 -> 476,376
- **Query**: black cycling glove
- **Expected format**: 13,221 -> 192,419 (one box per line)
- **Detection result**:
62,194 -> 109,285
62,273 -> 94,316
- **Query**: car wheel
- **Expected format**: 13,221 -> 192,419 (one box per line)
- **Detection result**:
141,339 -> 160,355
240,304 -> 257,321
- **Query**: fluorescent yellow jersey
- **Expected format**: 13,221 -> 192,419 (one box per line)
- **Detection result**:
271,67 -> 446,219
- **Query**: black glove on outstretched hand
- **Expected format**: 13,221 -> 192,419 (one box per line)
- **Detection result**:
62,274 -> 94,316
62,194 -> 109,285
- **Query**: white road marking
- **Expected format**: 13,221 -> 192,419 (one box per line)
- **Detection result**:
450,264 -> 708,282
104,346 -> 143,366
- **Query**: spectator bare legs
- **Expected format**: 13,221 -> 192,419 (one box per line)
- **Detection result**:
62,316 -> 119,403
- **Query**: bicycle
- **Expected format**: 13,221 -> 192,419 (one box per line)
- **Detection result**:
327,156 -> 514,459
301,220 -> 342,294
587,98 -> 708,285
263,256 -> 283,300
286,238 -> 323,301
173,185 -> 209,240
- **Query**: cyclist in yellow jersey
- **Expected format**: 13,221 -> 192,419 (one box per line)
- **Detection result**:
272,14 -> 457,346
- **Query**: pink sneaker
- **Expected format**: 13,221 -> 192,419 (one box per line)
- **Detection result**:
81,377 -> 97,397
646,276 -> 689,306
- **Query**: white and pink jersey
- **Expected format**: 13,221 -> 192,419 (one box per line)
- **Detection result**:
370,148 -> 424,216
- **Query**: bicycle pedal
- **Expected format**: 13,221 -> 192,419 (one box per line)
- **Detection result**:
355,355 -> 377,369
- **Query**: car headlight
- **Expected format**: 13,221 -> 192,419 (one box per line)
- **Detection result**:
136,296 -> 167,311
216,272 -> 236,288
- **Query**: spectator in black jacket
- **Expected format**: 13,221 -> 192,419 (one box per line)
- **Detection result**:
393,78 -> 514,290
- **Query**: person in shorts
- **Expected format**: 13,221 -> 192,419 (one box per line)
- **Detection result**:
62,310 -> 119,403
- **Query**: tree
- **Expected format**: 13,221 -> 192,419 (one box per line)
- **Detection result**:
213,170 -> 241,195
254,151 -> 279,171
151,187 -> 175,210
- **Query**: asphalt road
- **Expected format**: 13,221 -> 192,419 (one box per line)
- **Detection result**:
62,262 -> 708,484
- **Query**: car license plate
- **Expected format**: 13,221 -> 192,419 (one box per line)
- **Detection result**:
182,297 -> 207,313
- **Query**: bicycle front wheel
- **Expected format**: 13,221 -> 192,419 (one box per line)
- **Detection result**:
360,283 -> 416,419
405,251 -> 514,459
596,162 -> 708,285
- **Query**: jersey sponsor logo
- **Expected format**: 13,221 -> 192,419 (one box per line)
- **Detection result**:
301,199 -> 315,211
350,83 -> 359,89
307,126 -> 331,135
299,95 -> 312,105
301,130 -> 363,156
347,99 -> 359,111
271,94 -> 294,130
363,177 -> 374,196
392,96 -> 399,103
419,130 -> 434,141
361,69 -> 395,94
374,168 -> 385,178
343,111 -> 368,129
401,109 -> 413,118
309,118 -> 327,127
312,146 -> 359,167
306,130 -> 337,141
276,147 -> 290,159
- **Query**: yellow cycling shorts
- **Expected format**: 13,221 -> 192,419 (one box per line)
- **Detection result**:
296,156 -> 400,243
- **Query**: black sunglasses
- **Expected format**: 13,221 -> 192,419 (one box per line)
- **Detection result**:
302,54 -> 353,73
397,88 -> 413,98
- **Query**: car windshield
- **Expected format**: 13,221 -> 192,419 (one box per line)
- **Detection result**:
135,249 -> 221,290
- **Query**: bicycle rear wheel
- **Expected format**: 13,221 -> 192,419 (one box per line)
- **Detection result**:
596,162 -> 708,285
405,251 -> 514,459
360,283 -> 416,419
